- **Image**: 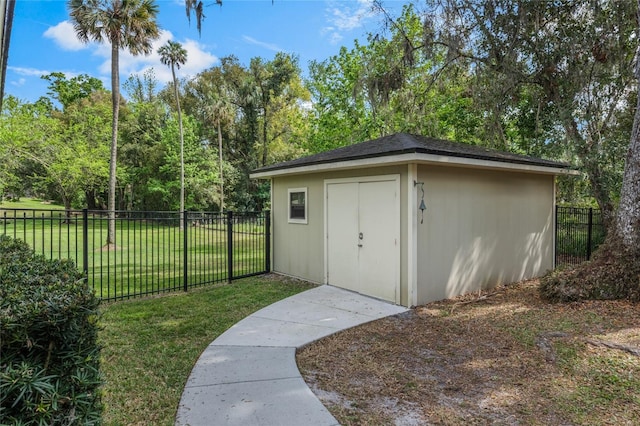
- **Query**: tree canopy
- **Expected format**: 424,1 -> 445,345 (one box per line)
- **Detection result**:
2,0 -> 636,242
417,0 -> 636,225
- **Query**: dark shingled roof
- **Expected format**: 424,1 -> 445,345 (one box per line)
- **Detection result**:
253,133 -> 571,174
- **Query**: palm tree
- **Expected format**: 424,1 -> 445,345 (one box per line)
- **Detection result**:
69,0 -> 160,246
205,88 -> 233,212
158,40 -> 188,227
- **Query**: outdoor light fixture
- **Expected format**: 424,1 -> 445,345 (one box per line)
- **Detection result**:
414,180 -> 426,224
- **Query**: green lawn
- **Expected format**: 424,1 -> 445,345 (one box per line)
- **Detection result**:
0,197 -> 65,210
99,276 -> 315,425
1,200 -> 267,300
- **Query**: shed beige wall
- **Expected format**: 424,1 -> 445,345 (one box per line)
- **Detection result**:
415,165 -> 555,305
271,165 -> 410,306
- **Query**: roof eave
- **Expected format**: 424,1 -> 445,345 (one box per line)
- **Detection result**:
250,152 -> 579,179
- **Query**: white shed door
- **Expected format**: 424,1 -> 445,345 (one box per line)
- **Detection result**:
326,177 -> 400,303
326,182 -> 359,291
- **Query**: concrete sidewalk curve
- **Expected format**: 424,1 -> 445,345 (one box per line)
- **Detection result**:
175,284 -> 408,426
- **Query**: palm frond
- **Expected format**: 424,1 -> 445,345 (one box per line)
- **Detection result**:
68,0 -> 159,56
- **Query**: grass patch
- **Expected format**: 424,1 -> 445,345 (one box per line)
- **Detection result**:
0,197 -> 65,210
1,202 -> 268,300
99,275 -> 315,425
556,351 -> 640,422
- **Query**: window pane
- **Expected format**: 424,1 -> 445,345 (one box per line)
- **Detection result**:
290,192 -> 305,219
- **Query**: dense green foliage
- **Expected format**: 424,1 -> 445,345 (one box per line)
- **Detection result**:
0,236 -> 102,425
306,5 -> 485,152
0,1 -> 633,213
419,0 -> 635,220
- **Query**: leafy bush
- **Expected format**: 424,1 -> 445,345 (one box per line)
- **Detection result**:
0,236 -> 102,425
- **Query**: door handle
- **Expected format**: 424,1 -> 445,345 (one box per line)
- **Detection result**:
358,232 -> 363,247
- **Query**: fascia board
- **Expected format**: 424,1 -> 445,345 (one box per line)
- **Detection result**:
250,153 -> 580,179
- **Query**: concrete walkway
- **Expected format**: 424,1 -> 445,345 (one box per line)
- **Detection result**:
175,285 -> 408,426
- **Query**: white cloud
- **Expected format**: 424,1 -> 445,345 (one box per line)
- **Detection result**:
8,66 -> 82,90
320,26 -> 344,44
330,0 -> 374,30
181,39 -> 219,73
43,21 -> 87,51
7,66 -> 51,77
38,24 -> 217,88
93,30 -> 218,84
323,0 -> 376,44
242,35 -> 282,53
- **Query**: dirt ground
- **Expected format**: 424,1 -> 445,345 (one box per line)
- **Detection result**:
296,280 -> 640,425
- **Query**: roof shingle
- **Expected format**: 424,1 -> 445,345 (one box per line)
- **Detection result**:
253,133 -> 571,174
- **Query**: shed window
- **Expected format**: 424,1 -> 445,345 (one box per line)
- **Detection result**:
288,188 -> 307,224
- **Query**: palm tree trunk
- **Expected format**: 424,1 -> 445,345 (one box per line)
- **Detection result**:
217,118 -> 224,212
107,41 -> 120,246
173,64 -> 185,230
262,106 -> 268,166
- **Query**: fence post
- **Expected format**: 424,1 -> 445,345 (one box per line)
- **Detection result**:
554,205 -> 559,268
183,211 -> 188,292
227,211 -> 233,283
82,209 -> 89,277
587,207 -> 593,260
265,211 -> 271,273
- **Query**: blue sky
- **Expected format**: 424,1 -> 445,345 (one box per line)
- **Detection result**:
6,0 -> 403,103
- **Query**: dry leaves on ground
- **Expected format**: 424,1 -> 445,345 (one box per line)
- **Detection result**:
297,280 -> 640,425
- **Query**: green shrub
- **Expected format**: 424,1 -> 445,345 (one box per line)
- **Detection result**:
0,235 -> 102,425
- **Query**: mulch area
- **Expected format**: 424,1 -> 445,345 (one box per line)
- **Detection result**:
296,280 -> 640,425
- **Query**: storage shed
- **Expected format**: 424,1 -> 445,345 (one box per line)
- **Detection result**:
250,133 -> 575,307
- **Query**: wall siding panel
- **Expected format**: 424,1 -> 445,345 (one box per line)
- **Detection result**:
416,166 -> 554,304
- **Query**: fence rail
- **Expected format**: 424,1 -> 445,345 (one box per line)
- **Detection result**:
1,208 -> 270,301
555,206 -> 605,267
1,205 -> 605,298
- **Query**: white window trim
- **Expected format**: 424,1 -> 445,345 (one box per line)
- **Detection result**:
288,187 -> 308,224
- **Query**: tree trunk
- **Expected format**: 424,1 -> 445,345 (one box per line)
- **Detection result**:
217,118 -> 224,212
85,189 -> 98,210
262,108 -> 268,167
541,6 -> 640,302
614,40 -> 640,250
107,42 -> 120,247
62,193 -> 72,223
173,64 -> 185,230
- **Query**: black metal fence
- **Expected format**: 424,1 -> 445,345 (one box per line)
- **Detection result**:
1,209 -> 270,301
555,206 -> 605,267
